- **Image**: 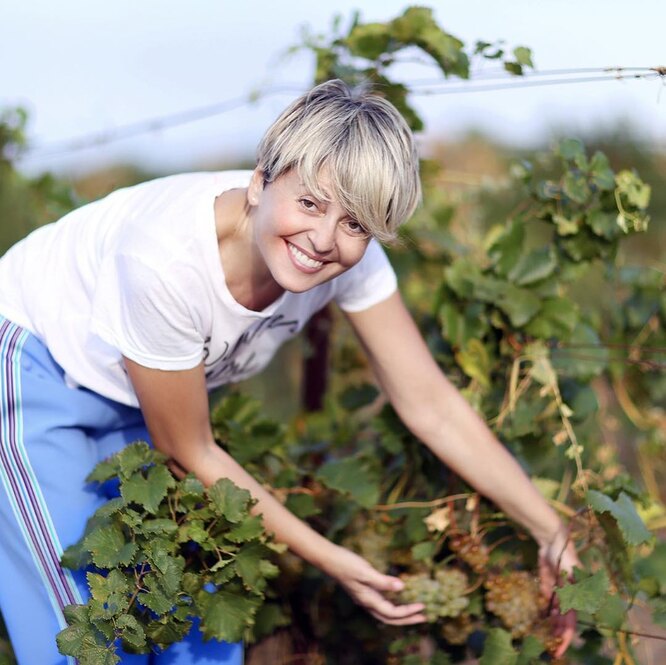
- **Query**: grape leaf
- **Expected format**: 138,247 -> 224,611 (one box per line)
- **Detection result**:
587,490 -> 652,545
516,635 -> 546,664
208,478 -> 253,523
56,605 -> 117,663
224,515 -> 266,543
198,589 -> 261,642
556,569 -> 609,614
121,465 -> 175,514
117,441 -> 166,478
117,614 -> 148,652
339,383 -> 380,410
145,619 -> 193,649
479,628 -> 517,665
316,456 -> 380,508
87,570 -> 130,619
235,542 -> 274,592
84,524 -> 137,568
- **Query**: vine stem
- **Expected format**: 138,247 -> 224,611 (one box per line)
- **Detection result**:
374,492 -> 472,511
127,562 -> 148,612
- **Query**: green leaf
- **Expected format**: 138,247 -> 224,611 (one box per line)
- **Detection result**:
512,46 -> 533,67
121,464 -> 175,514
516,635 -> 546,664
208,478 -> 253,523
634,541 -> 666,595
235,541 -> 274,592
558,138 -> 585,161
84,524 -> 137,568
616,170 -> 651,209
553,213 -> 581,236
504,62 -> 523,76
595,592 -> 627,631
648,597 -> 666,627
87,570 -> 130,620
93,497 -> 126,520
250,602 -> 291,642
316,456 -> 380,508
56,605 -> 117,663
455,338 -> 492,388
495,284 -> 541,327
139,572 -> 178,616
345,23 -> 392,60
198,589 -> 261,643
285,492 -> 321,518
589,151 -> 615,190
86,456 -> 121,484
479,628 -> 518,665
507,246 -> 557,286
563,171 -> 591,204
145,618 -> 193,649
117,614 -> 148,652
524,297 -> 579,339
411,541 -> 437,561
439,301 -> 489,348
118,441 -> 166,478
339,383 -> 380,410
587,490 -> 652,545
586,210 -> 619,240
390,7 -> 468,77
178,519 -> 214,548
137,518 -> 179,537
552,322 -> 608,379
486,219 -> 525,278
556,568 -> 609,613
224,515 -> 267,543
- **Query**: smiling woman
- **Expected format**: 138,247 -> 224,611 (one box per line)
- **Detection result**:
0,79 -> 578,663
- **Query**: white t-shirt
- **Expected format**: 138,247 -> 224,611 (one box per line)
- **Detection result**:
0,171 -> 397,406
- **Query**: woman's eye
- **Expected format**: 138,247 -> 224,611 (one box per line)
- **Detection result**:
345,220 -> 369,237
299,198 -> 317,210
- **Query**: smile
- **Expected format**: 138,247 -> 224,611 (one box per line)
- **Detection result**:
287,242 -> 324,271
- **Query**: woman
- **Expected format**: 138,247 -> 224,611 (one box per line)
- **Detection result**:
0,80 -> 577,664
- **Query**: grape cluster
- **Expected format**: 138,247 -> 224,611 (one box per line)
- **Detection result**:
399,568 -> 470,622
484,571 -> 546,637
532,618 -> 564,659
342,522 -> 392,572
440,613 -> 476,645
448,533 -> 489,573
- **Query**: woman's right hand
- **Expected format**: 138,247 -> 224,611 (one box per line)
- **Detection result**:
322,544 -> 427,626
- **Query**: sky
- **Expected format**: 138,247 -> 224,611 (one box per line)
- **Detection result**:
2,0 -> 665,177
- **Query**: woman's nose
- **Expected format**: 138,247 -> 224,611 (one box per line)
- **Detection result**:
308,217 -> 337,255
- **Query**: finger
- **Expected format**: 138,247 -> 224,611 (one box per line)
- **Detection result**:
362,569 -> 405,593
369,609 -> 428,626
360,590 -> 425,622
553,610 -> 576,658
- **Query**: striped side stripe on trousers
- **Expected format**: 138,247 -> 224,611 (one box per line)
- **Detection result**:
0,319 -> 84,629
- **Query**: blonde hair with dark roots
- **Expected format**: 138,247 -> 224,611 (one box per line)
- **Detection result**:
256,79 -> 421,243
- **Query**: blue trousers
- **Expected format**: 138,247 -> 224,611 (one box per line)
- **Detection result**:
0,317 -> 243,664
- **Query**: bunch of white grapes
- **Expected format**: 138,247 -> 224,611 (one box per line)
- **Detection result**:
399,568 -> 470,622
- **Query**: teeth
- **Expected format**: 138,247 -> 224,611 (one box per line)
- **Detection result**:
288,243 -> 323,269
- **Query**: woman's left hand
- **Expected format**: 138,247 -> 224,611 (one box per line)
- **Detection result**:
323,544 -> 427,625
538,532 -> 580,657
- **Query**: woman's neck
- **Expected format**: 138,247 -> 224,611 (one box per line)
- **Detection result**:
214,188 -> 284,311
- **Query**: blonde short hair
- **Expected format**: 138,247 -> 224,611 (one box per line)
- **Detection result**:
256,79 -> 421,243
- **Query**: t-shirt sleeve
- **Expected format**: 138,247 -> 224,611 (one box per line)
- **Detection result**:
334,239 -> 398,312
89,253 -> 205,370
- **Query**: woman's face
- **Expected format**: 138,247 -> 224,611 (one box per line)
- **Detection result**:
246,167 -> 371,294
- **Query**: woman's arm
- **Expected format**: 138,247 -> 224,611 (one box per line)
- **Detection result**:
123,357 -> 426,625
345,292 -> 578,653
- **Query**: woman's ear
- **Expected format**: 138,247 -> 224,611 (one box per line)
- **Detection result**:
247,168 -> 264,207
